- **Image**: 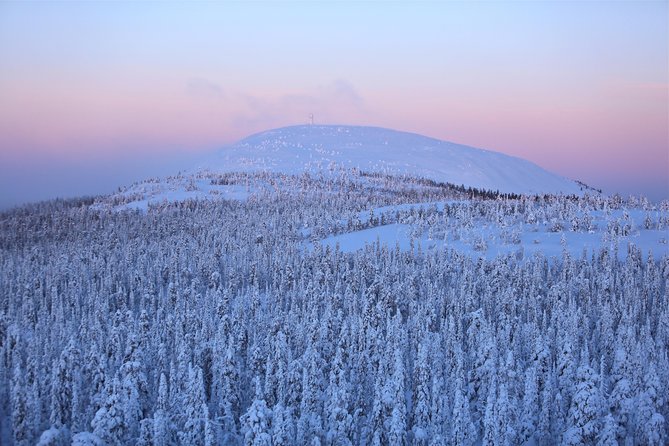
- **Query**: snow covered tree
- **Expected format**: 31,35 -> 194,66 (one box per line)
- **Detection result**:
482,375 -> 499,446
596,413 -> 619,446
137,418 -> 153,446
387,348 -> 407,446
297,343 -> 325,444
412,342 -> 431,445
91,378 -> 126,446
240,379 -> 273,446
325,336 -> 353,446
452,374 -> 476,446
519,363 -> 539,444
118,333 -> 149,443
11,359 -> 31,446
607,346 -> 634,442
50,339 -> 81,429
635,362 -> 666,445
272,403 -> 294,446
152,372 -> 172,445
216,340 -> 241,443
562,361 -> 602,445
178,364 -> 209,446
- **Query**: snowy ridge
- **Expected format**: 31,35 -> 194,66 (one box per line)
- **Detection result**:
205,125 -> 584,195
104,125 -> 589,211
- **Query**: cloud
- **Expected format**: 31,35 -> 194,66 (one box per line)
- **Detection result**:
320,79 -> 364,106
231,79 -> 367,130
186,78 -> 225,99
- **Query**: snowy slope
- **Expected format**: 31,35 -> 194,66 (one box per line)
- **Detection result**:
317,202 -> 669,261
204,125 -> 583,195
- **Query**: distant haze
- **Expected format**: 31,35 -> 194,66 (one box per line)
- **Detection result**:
0,1 -> 667,208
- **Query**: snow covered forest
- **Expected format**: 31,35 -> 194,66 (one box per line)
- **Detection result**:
1,171 -> 668,445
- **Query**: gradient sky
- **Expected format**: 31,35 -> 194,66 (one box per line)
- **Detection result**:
1,1 -> 667,207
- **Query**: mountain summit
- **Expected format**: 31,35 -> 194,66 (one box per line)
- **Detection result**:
106,125 -> 588,211
204,125 -> 582,195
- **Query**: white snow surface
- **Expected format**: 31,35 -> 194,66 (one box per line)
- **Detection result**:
318,202 -> 669,261
204,125 -> 583,195
95,177 -> 253,212
120,180 -> 251,211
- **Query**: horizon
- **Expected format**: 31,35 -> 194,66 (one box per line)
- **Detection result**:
0,1 -> 667,207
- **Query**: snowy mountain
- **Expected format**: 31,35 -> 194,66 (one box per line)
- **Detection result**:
102,124 -> 591,211
204,125 -> 583,195
3,126 -> 668,446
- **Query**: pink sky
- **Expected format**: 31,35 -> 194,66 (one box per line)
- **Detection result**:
0,1 -> 667,206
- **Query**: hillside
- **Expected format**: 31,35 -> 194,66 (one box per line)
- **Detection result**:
103,125 -> 588,211
204,125 -> 584,195
5,125 -> 668,446
2,170 -> 668,446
